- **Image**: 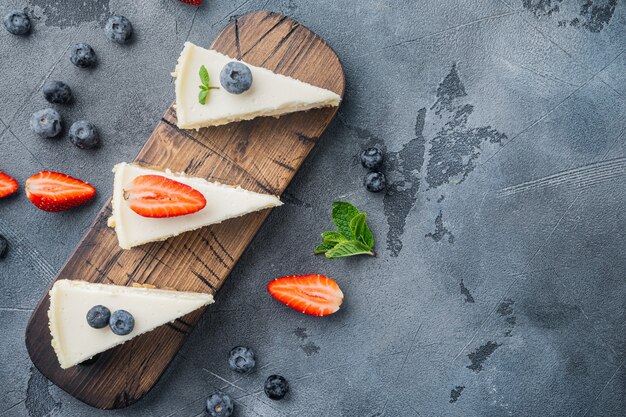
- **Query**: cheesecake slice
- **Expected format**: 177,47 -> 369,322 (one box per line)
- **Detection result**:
48,279 -> 213,369
109,163 -> 283,249
172,42 -> 341,129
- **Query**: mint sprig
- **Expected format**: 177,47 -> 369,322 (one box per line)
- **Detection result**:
315,201 -> 375,258
198,65 -> 218,105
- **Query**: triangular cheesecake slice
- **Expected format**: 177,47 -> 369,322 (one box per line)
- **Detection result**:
48,280 -> 213,369
108,163 -> 283,249
172,42 -> 341,129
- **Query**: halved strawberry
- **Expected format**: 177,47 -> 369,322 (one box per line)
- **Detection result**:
0,172 -> 18,198
178,0 -> 202,5
267,274 -> 344,317
124,175 -> 206,218
26,171 -> 95,212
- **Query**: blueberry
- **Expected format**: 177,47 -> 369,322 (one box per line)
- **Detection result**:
3,11 -> 31,35
86,305 -> 110,329
228,346 -> 256,373
69,43 -> 97,68
360,147 -> 384,170
264,375 -> 289,400
205,392 -> 234,417
43,80 -> 72,105
364,171 -> 386,193
220,62 -> 253,94
69,120 -> 99,149
30,108 -> 62,138
104,15 -> 133,44
0,234 -> 8,259
109,310 -> 134,335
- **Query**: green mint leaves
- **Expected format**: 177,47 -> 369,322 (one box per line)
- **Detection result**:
315,201 -> 375,259
198,65 -> 218,105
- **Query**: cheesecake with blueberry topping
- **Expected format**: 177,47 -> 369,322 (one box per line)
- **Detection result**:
172,42 -> 341,129
48,279 -> 213,369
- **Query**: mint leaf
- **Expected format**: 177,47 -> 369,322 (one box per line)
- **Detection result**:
198,89 -> 208,105
332,201 -> 360,239
198,65 -> 219,104
350,212 -> 374,249
325,240 -> 374,259
322,231 -> 348,244
314,241 -> 336,254
316,201 -> 376,259
199,65 -> 210,86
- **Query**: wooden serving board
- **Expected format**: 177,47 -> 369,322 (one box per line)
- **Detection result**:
25,11 -> 344,409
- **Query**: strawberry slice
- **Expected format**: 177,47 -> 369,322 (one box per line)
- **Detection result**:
26,171 -> 96,212
124,175 -> 206,218
178,0 -> 202,5
267,274 -> 344,317
0,172 -> 18,198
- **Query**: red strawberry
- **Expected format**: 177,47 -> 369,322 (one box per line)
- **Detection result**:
0,172 -> 18,198
26,171 -> 96,212
178,0 -> 202,5
267,274 -> 344,317
124,175 -> 206,218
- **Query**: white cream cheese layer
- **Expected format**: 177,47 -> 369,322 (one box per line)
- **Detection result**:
172,42 -> 341,129
109,163 -> 282,250
48,279 -> 213,369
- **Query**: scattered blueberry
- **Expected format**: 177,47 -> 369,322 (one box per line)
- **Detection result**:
30,108 -> 62,138
69,120 -> 99,149
205,392 -> 234,417
0,234 -> 8,259
79,353 -> 101,366
220,62 -> 253,94
109,310 -> 134,335
104,15 -> 133,44
69,43 -> 97,68
43,80 -> 72,105
264,375 -> 289,400
3,11 -> 31,35
86,305 -> 111,329
360,147 -> 384,170
364,171 -> 386,193
228,346 -> 256,373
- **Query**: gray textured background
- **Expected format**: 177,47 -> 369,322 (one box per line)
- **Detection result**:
1,0 -> 625,416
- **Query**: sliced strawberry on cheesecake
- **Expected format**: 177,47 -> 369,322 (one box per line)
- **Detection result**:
267,274 -> 344,317
26,171 -> 95,212
123,175 -> 207,218
0,172 -> 18,198
109,163 -> 282,249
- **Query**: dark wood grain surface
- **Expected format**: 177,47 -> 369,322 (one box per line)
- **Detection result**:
24,11 -> 345,409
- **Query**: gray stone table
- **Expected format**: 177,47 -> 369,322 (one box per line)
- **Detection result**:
1,0 -> 625,416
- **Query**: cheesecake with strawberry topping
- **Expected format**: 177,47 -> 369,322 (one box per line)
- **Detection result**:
108,163 -> 282,249
172,42 -> 341,129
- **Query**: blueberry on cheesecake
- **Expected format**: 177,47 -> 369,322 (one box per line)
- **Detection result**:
86,305 -> 110,329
